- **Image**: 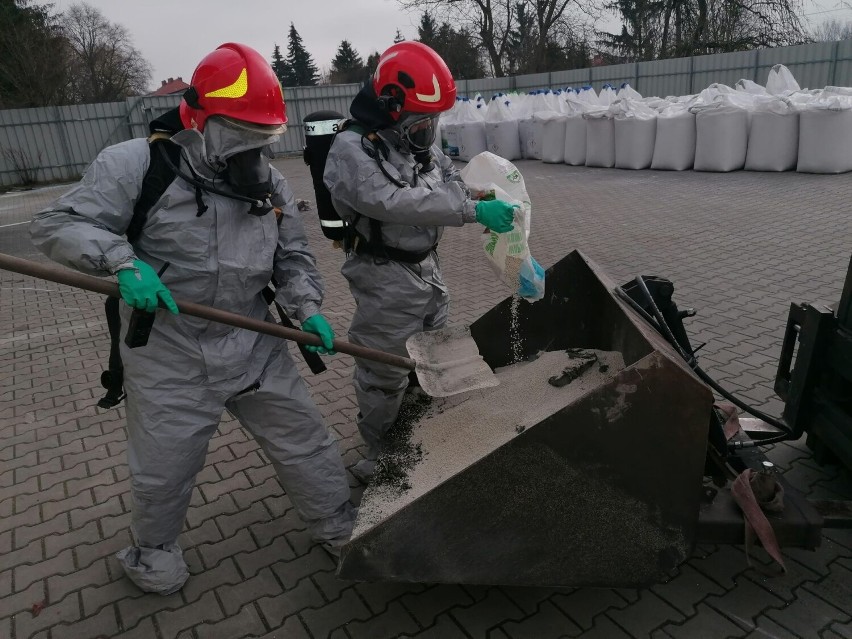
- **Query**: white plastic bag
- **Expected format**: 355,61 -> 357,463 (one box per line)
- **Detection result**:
460,152 -> 545,302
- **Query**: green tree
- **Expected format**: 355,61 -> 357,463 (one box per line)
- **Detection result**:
394,28 -> 406,43
284,22 -> 319,86
330,40 -> 365,84
365,50 -> 381,80
0,0 -> 71,107
417,12 -> 486,79
271,43 -> 290,86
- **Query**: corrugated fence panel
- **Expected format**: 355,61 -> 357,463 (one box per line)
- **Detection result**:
836,39 -> 852,87
758,42 -> 835,90
551,67 -> 595,88
637,56 -> 692,97
591,62 -> 637,88
514,72 -> 552,92
3,41 -> 852,187
692,49 -> 756,90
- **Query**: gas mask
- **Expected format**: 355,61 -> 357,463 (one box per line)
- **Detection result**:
397,114 -> 438,153
203,116 -> 282,215
223,147 -> 274,216
391,113 -> 438,172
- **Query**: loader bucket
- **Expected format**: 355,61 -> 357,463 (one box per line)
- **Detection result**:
338,250 -> 713,588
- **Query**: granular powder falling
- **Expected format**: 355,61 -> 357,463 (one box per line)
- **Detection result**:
353,348 -> 626,537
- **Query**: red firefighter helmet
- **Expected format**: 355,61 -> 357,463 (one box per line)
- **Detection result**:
372,41 -> 456,120
180,42 -> 287,133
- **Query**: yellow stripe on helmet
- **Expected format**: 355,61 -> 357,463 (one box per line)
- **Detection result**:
205,68 -> 248,99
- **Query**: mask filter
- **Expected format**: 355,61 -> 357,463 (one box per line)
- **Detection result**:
225,148 -> 274,216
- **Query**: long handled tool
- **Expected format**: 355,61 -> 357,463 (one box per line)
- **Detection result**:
0,253 -> 498,397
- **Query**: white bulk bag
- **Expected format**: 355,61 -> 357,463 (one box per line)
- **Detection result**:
691,97 -> 750,172
457,100 -> 488,162
744,96 -> 799,172
533,111 -> 568,163
583,108 -> 615,168
651,106 -> 696,171
766,64 -> 801,96
598,84 -> 617,107
440,100 -> 462,157
612,100 -> 657,170
516,94 -> 537,159
618,83 -> 642,100
735,79 -> 768,95
797,94 -> 852,174
484,98 -> 522,161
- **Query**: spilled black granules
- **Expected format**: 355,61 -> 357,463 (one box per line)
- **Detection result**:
372,392 -> 433,491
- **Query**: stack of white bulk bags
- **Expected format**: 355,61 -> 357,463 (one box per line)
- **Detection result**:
583,106 -> 616,168
797,93 -> 852,174
691,90 -> 752,172
745,95 -> 799,172
563,90 -> 591,166
766,64 -> 801,96
485,97 -> 522,160
517,93 -> 537,159
534,111 -> 568,163
440,99 -> 462,158
456,99 -> 488,162
651,104 -> 696,171
612,99 -> 658,170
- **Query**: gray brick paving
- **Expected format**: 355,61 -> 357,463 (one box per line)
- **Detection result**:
1,158 -> 851,638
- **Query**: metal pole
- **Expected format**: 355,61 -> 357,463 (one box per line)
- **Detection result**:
0,252 -> 417,371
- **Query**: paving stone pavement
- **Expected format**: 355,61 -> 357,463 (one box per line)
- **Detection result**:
1,158 -> 851,639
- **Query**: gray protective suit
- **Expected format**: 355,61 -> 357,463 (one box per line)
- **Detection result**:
31,122 -> 353,595
324,129 -> 478,460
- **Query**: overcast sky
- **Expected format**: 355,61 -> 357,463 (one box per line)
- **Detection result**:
50,0 -> 852,91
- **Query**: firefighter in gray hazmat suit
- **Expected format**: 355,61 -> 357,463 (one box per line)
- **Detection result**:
324,42 -> 518,482
30,43 -> 354,595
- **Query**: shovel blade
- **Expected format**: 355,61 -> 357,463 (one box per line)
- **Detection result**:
406,325 -> 499,397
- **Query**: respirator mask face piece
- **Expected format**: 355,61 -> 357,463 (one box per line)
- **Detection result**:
204,117 -> 281,216
398,114 -> 438,153
225,147 -> 274,216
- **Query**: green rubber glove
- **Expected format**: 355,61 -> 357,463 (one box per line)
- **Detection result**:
302,314 -> 336,355
116,260 -> 178,314
475,199 -> 518,234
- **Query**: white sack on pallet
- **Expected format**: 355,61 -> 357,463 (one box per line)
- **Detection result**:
691,94 -> 752,172
516,94 -> 537,159
485,98 -> 522,160
651,105 -> 696,171
797,94 -> 852,174
599,84 -> 617,107
766,64 -> 801,96
618,83 -> 642,100
744,96 -> 799,172
533,111 -> 568,163
583,108 -> 615,168
562,94 -> 589,166
457,100 -> 488,162
440,100 -> 461,157
612,99 -> 657,170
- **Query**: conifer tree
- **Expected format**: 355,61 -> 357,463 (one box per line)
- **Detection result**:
329,39 -> 365,84
284,22 -> 319,86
